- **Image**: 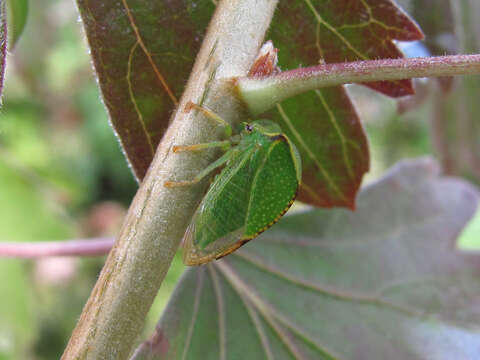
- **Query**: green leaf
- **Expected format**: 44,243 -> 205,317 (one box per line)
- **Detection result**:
0,0 -> 6,99
134,158 -> 480,360
6,0 -> 28,49
75,0 -> 215,180
0,160 -> 73,358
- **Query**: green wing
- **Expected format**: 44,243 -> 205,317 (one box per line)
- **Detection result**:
183,147 -> 257,265
183,138 -> 299,265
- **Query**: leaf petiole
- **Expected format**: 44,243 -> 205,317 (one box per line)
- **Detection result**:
236,54 -> 480,115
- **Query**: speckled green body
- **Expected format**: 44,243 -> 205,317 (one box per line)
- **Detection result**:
183,120 -> 301,265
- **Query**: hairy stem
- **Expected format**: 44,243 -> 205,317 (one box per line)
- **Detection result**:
237,54 -> 480,115
62,1 -> 279,359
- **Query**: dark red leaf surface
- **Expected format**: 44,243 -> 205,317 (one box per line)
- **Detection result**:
277,1 -> 423,97
76,0 -> 214,180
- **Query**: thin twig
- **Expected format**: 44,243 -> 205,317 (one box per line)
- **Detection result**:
0,238 -> 114,258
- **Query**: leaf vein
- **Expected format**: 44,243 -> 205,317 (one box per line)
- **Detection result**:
208,265 -> 227,360
314,90 -> 354,178
303,0 -> 367,60
127,42 -> 155,157
216,261 -> 338,359
182,268 -> 205,360
120,0 -> 178,105
233,249 -> 421,319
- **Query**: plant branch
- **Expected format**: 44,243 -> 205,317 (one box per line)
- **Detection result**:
0,238 -> 113,258
236,54 -> 480,115
62,1 -> 279,359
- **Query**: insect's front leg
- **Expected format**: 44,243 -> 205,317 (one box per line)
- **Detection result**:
185,101 -> 233,138
165,101 -> 236,188
164,149 -> 232,188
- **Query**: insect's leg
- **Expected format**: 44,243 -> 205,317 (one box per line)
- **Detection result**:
185,101 -> 233,137
164,150 -> 232,188
173,140 -> 231,153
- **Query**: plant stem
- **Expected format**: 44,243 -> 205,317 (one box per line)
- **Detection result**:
444,0 -> 480,178
0,238 -> 113,258
237,54 -> 480,115
61,1 -> 279,359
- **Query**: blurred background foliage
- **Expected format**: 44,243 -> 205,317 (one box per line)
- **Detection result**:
0,0 -> 478,359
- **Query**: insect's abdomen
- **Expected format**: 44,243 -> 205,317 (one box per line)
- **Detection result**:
245,139 -> 298,237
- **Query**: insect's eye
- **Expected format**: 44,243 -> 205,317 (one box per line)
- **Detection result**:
245,123 -> 253,132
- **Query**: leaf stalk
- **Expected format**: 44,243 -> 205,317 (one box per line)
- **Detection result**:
237,54 -> 480,115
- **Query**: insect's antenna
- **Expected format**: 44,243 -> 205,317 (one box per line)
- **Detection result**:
185,101 -> 232,137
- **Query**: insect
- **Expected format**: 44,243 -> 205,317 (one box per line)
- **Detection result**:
165,102 -> 301,265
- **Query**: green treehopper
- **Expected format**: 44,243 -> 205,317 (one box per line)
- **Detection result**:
165,102 -> 302,265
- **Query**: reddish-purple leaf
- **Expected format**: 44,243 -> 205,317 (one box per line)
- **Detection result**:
266,5 -> 369,208
277,1 -> 423,97
261,0 -> 423,208
76,0 -> 215,180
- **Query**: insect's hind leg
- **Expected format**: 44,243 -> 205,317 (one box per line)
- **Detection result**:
164,150 -> 232,188
185,101 -> 233,137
